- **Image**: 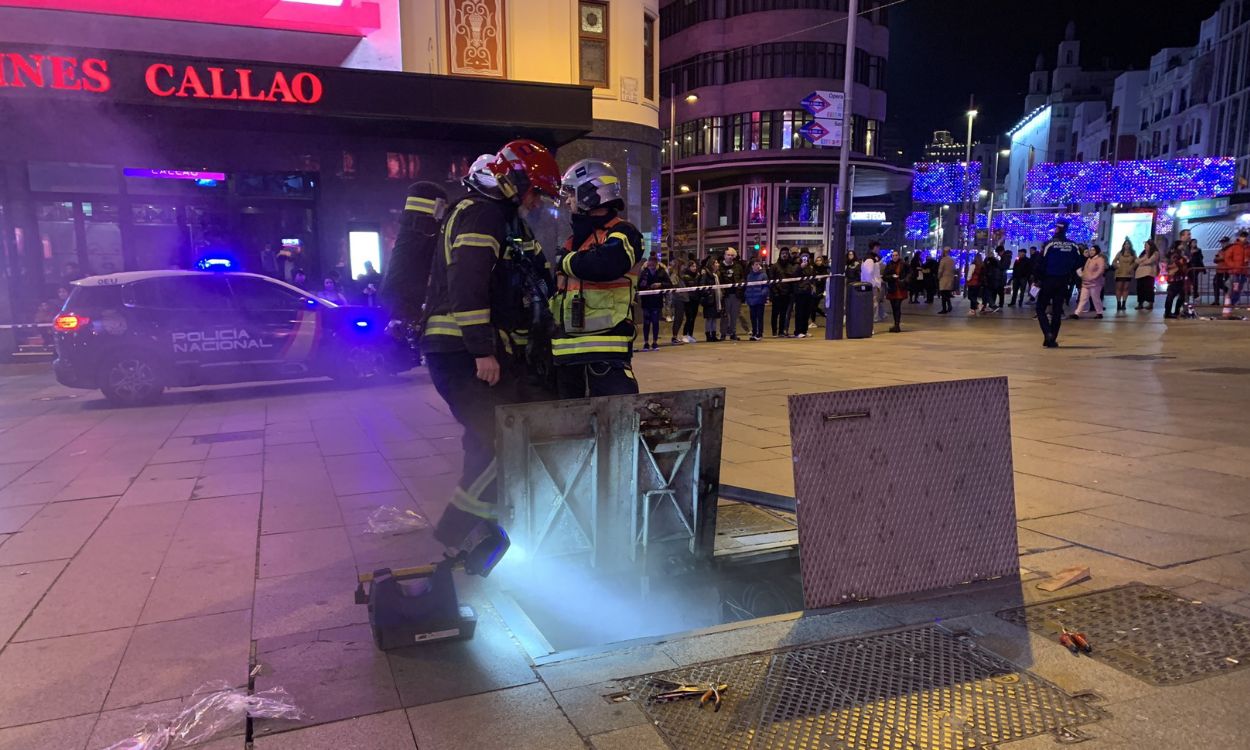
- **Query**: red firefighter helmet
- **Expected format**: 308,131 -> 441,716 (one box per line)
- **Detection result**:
490,139 -> 561,201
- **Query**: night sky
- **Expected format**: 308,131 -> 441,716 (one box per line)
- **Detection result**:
888,0 -> 1226,159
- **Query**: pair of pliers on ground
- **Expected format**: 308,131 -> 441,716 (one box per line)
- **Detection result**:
650,679 -> 728,711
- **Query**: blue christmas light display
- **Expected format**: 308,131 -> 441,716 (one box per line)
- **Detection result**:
990,212 -> 1099,244
958,213 -> 989,232
1024,157 -> 1235,204
912,161 -> 982,203
905,212 -> 929,240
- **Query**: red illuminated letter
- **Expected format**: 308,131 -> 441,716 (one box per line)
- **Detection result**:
236,68 -> 265,101
49,56 -> 82,90
80,58 -> 110,92
291,72 -> 322,104
10,53 -> 45,88
266,71 -> 295,103
145,63 -> 175,96
176,66 -> 208,98
206,67 -> 238,100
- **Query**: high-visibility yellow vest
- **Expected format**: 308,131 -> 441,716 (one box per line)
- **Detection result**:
552,217 -> 639,361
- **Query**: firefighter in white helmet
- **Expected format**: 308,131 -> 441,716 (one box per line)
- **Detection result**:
551,159 -> 644,397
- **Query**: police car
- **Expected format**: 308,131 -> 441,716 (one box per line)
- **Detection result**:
52,270 -> 411,405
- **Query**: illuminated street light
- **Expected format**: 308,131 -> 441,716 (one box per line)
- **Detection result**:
679,184 -> 691,193
685,93 -> 699,103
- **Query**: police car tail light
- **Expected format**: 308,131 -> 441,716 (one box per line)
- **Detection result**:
53,314 -> 90,331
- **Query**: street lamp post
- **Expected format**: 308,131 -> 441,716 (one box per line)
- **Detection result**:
826,0 -> 859,341
667,81 -> 697,260
962,101 -> 977,254
986,145 -> 1010,245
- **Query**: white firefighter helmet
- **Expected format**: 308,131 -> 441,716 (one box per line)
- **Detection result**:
559,159 -> 622,214
464,153 -> 501,197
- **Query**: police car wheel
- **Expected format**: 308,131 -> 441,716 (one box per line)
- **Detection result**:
335,345 -> 385,384
99,352 -> 164,406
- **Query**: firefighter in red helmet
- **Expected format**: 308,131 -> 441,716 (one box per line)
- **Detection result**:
423,138 -> 560,575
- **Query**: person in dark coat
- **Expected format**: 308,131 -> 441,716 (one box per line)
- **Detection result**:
1010,249 -> 1031,307
769,247 -> 797,337
923,253 -> 939,303
698,257 -> 723,342
637,253 -> 670,350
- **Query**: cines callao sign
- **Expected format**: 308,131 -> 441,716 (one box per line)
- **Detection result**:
0,49 -> 323,106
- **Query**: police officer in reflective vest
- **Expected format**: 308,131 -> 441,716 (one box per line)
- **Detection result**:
552,159 -> 645,398
422,139 -> 561,571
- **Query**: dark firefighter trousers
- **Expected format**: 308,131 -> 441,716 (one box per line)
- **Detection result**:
425,351 -> 528,519
556,360 -> 639,399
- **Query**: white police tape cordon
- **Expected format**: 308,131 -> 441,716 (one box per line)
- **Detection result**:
634,273 -> 834,296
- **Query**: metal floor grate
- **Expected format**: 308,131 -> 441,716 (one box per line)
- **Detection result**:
1105,354 -> 1174,361
622,626 -> 1102,749
1191,366 -> 1250,375
997,584 -> 1250,686
191,429 -> 265,444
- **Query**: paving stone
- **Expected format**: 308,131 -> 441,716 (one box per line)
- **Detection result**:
105,609 -> 252,709
0,461 -> 36,490
0,480 -> 67,509
253,624 -> 399,734
0,504 -> 42,534
389,603 -> 537,708
193,471 -> 263,500
162,494 -> 261,568
200,453 -> 264,477
116,478 -> 197,507
0,628 -> 131,727
52,474 -> 134,502
551,681 -> 650,737
0,714 -> 96,750
537,645 -> 680,692
336,489 -> 422,528
253,709 -> 416,750
0,560 -> 68,644
1092,683 -> 1248,749
252,565 -> 367,640
324,453 -> 403,495
376,440 -> 440,461
149,440 -> 211,465
346,524 -> 441,572
207,438 -> 264,459
588,723 -> 671,750
261,496 -> 343,535
387,454 -> 460,479
86,697 -> 185,749
406,683 -> 582,750
258,526 -> 353,578
0,497 -> 117,566
134,460 -> 204,482
139,556 -> 256,625
1023,508 -> 1250,567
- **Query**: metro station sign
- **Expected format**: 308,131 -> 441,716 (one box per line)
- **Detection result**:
799,118 -> 843,148
800,89 -> 845,120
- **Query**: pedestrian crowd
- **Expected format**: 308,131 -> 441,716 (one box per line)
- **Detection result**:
631,227 -> 1250,351
634,244 -> 843,350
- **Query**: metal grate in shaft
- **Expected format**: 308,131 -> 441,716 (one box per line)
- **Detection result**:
623,626 -> 1102,749
998,584 -> 1250,686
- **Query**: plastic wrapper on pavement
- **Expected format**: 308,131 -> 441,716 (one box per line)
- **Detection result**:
365,505 -> 430,534
101,681 -> 304,750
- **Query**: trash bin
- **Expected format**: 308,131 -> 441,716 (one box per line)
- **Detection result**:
846,282 -> 874,339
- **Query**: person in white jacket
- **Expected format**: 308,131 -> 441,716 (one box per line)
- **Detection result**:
860,242 -> 886,322
1073,244 -> 1107,319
